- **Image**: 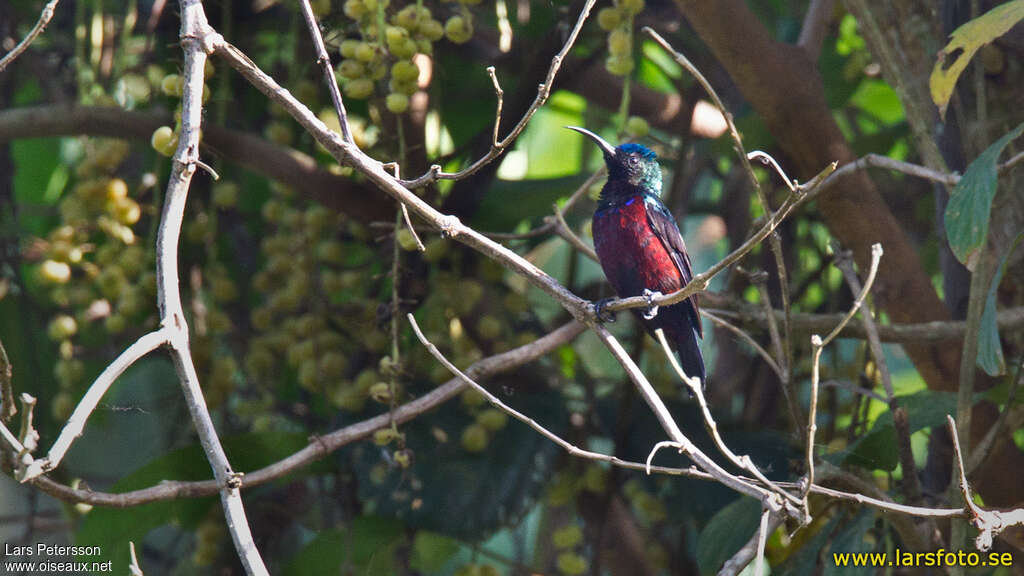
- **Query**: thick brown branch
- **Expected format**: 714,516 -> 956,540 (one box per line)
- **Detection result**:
0,105 -> 391,221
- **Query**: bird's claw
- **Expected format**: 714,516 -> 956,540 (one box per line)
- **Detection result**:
593,298 -> 617,323
642,289 -> 662,320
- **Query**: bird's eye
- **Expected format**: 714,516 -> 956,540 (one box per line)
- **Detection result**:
629,157 -> 639,166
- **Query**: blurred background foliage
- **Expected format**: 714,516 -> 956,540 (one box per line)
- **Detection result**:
0,0 -> 1022,574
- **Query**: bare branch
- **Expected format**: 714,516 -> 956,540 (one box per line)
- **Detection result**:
18,330 -> 168,482
29,321 -> 591,507
804,244 -> 883,511
718,507 -> 783,576
128,541 -> 144,576
400,0 -> 597,188
158,3 -> 267,573
654,329 -> 802,509
408,314 -> 712,480
946,415 -> 1024,551
796,0 -> 834,62
297,0 -> 353,144
0,0 -> 61,72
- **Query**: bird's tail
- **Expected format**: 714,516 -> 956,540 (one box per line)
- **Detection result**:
672,325 -> 706,388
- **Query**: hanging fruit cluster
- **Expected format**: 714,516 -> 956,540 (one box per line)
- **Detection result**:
37,138 -> 155,420
334,0 -> 475,113
597,0 -> 645,76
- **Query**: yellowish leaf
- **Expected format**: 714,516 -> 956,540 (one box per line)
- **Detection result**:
929,0 -> 1024,119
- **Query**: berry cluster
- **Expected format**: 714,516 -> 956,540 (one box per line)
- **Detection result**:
597,0 -> 645,76
38,139 -> 155,420
334,0 -> 475,113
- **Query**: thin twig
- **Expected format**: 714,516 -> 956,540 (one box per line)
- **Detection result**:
552,204 -> 598,261
702,310 -> 782,380
804,244 -> 883,512
947,415 -> 1024,551
644,29 -> 798,392
592,326 -> 797,515
0,0 -> 61,72
399,0 -> 597,188
966,362 -> 1022,475
819,379 -> 888,404
17,330 -> 168,482
654,329 -> 802,509
128,541 -> 144,576
718,508 -> 783,576
297,0 -> 353,143
28,321 -> 590,507
487,66 -> 503,147
408,314 -> 712,479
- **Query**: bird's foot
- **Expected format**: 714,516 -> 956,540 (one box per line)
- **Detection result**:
593,298 -> 617,323
642,289 -> 663,320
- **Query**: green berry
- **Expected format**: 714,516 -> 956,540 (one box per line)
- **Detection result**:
625,115 -> 650,137
617,0 -> 645,14
552,525 -> 583,549
386,92 -> 410,114
369,382 -> 393,403
419,19 -> 444,41
150,126 -> 177,157
444,16 -> 473,44
40,260 -> 72,284
373,427 -> 402,446
393,449 -> 412,468
460,424 -> 488,452
160,74 -> 183,97
597,7 -> 621,30
343,0 -> 367,19
48,315 -> 78,341
476,408 -> 508,432
355,42 -> 376,62
212,182 -> 239,208
385,25 -> 407,46
608,28 -> 631,55
396,227 -> 419,250
391,60 -> 419,82
390,37 -> 418,59
344,78 -> 375,99
105,178 -> 128,200
340,39 -> 360,59
605,55 -> 634,76
337,59 -> 365,79
105,313 -> 127,334
556,552 -> 587,575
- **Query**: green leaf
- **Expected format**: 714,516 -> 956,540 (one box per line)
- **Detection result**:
842,390 -> 957,471
930,0 -> 1024,118
696,496 -> 763,574
944,122 -> 1024,269
76,431 -> 315,564
283,516 -> 404,576
824,510 -> 877,576
410,530 -> 460,572
977,234 -> 1022,375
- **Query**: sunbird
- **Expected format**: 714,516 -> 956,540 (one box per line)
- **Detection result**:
568,126 -> 706,384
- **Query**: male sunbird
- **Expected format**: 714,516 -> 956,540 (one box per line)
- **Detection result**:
568,126 -> 706,384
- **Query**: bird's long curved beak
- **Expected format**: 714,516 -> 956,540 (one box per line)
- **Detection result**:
565,126 -> 616,157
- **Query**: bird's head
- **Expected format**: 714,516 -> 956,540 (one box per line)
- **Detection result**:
566,126 -> 662,194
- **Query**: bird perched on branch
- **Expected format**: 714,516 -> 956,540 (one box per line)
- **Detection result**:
568,126 -> 705,384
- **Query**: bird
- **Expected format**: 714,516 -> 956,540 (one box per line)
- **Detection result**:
567,126 -> 706,384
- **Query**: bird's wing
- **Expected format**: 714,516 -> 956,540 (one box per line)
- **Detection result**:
644,195 -> 702,338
